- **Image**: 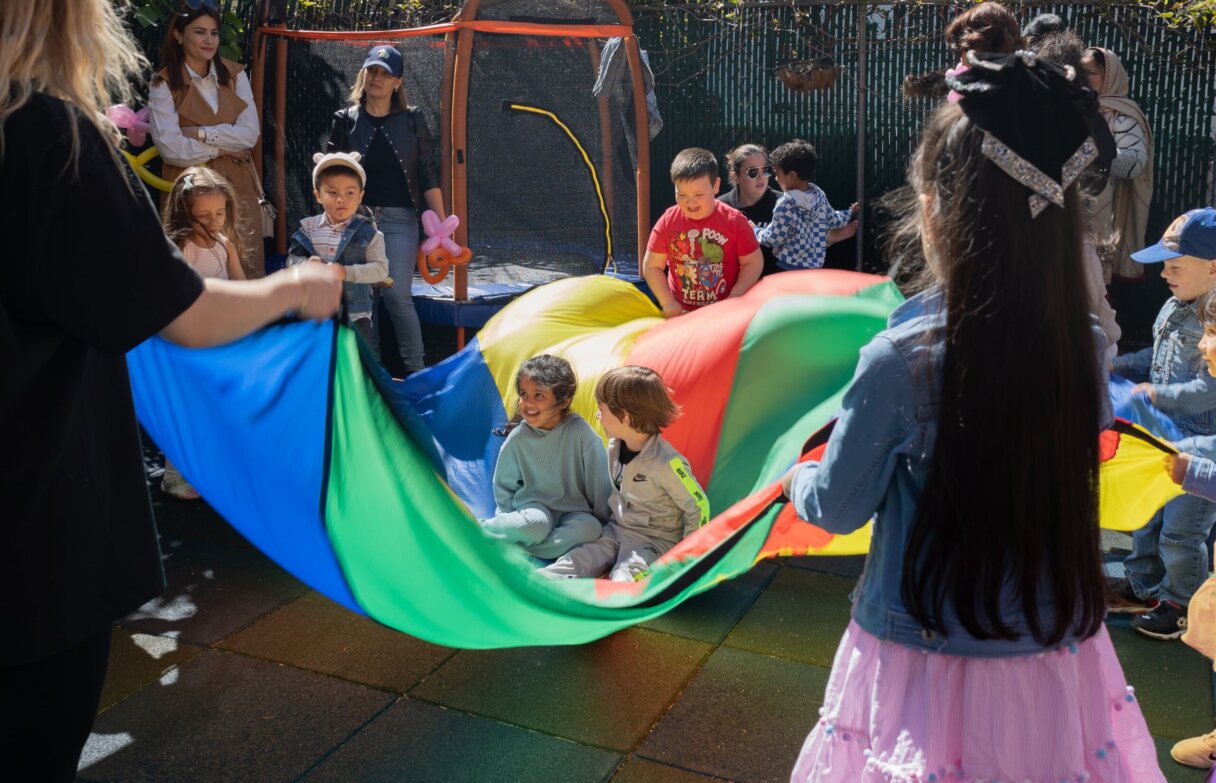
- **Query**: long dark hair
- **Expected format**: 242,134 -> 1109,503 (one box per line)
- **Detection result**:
153,3 -> 232,93
896,102 -> 1106,646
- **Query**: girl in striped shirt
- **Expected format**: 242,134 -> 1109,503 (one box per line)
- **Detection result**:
480,355 -> 611,561
162,166 -> 246,283
157,167 -> 246,500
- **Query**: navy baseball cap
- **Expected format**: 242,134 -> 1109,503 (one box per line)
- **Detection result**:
362,45 -> 403,78
1131,207 -> 1216,263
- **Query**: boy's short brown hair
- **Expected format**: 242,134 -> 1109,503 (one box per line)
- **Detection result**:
669,148 -> 719,185
595,366 -> 681,436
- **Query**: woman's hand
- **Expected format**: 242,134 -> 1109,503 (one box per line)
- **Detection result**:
292,263 -> 344,321
1165,453 -> 1190,486
307,256 -> 345,281
780,463 -> 804,500
1132,382 -> 1157,404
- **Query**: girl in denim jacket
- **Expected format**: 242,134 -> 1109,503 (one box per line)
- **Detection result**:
782,53 -> 1163,782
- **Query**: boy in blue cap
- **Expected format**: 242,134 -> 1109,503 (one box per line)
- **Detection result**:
1110,207 -> 1216,639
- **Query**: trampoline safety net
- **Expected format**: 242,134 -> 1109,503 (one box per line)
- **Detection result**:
261,1 -> 643,301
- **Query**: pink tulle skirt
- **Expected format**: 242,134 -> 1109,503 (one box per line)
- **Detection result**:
791,621 -> 1165,783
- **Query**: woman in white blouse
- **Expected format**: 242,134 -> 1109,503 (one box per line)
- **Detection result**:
148,1 -> 264,278
1082,46 -> 1154,280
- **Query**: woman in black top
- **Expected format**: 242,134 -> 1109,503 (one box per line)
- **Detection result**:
0,3 -> 341,777
327,45 -> 446,375
718,143 -> 856,276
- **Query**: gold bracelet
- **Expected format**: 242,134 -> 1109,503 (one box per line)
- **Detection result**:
292,266 -> 308,315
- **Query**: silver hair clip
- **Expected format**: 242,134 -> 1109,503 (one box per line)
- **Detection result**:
981,134 -> 1098,217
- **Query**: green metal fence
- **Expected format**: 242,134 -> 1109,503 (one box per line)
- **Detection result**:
634,1 -> 1216,270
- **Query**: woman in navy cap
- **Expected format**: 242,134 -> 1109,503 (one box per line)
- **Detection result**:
326,44 -> 445,376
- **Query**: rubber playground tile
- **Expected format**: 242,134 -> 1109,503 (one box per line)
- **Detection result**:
638,646 -> 827,783
153,494 -> 254,550
78,650 -> 393,783
303,698 -> 620,783
409,627 -> 713,751
219,591 -> 455,693
640,561 -> 779,644
723,567 -> 853,667
98,627 -> 205,712
1108,622 -> 1214,741
1156,736 -> 1209,782
120,532 -> 309,646
612,757 -> 726,782
785,554 -> 866,579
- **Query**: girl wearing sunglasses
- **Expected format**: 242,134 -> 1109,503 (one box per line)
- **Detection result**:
148,0 -> 265,279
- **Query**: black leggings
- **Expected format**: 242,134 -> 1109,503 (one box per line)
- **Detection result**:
0,627 -> 112,782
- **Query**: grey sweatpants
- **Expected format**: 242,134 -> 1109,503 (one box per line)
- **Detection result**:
540,523 -> 671,582
479,503 -> 602,559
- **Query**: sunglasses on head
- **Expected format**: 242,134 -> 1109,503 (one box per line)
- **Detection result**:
184,0 -> 220,11
744,165 -> 774,180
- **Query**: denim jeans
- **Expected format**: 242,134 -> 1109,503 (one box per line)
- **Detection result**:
373,206 -> 425,373
1125,492 -> 1216,605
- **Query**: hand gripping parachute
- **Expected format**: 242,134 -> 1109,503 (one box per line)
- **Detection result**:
127,272 -> 1177,648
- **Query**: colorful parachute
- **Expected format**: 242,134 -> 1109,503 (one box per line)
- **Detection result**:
127,271 -> 1181,649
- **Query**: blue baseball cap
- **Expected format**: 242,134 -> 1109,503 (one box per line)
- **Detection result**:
362,45 -> 403,78
1131,207 -> 1216,263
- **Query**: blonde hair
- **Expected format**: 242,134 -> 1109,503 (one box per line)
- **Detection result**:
347,67 -> 411,112
0,0 -> 147,160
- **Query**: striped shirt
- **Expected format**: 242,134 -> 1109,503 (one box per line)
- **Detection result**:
181,236 -> 230,280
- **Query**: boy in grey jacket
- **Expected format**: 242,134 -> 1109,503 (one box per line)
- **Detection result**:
541,367 -> 708,581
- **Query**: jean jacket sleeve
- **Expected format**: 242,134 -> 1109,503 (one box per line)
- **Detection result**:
1183,456 -> 1216,503
342,231 -> 389,284
1154,373 -> 1216,416
789,334 -> 917,534
1173,435 -> 1216,461
1111,346 -> 1153,382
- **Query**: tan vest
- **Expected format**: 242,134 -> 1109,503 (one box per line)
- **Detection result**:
158,59 -> 264,278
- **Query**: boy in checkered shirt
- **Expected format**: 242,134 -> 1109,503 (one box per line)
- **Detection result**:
757,139 -> 858,270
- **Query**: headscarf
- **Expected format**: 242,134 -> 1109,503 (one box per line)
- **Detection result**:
1088,46 -> 1154,276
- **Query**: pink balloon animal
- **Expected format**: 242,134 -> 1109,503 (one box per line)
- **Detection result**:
107,104 -> 151,147
417,210 -> 472,284
420,210 -> 463,256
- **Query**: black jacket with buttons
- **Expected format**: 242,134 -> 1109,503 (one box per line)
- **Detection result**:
326,104 -> 441,212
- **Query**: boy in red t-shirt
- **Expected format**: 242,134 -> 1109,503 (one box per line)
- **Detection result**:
643,148 -> 763,317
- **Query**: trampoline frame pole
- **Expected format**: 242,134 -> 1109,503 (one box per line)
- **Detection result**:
450,9 -> 476,349
623,35 -> 650,267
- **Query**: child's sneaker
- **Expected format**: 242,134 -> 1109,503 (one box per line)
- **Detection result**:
1105,577 -> 1158,614
161,472 -> 201,501
1171,728 -> 1216,768
1130,600 -> 1188,640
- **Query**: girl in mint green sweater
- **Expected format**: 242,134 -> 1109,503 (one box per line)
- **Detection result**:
480,355 -> 611,559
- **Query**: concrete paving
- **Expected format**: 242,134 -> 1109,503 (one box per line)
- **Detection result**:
77,495 -> 1214,782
